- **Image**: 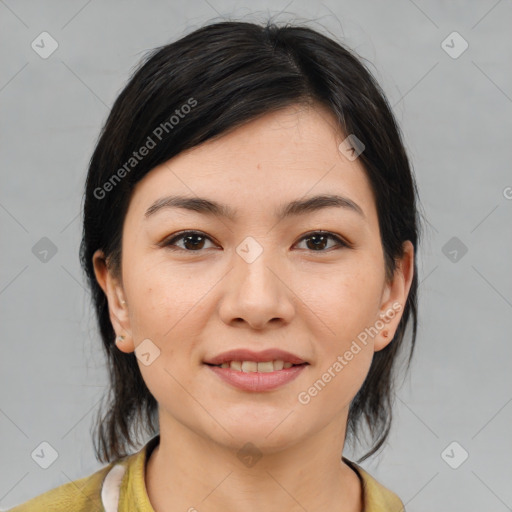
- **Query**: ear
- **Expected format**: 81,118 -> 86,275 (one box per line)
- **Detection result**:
92,249 -> 134,353
374,240 -> 415,352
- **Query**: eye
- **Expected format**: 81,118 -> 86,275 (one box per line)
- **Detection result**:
161,230 -> 217,252
294,231 -> 350,252
160,230 -> 350,253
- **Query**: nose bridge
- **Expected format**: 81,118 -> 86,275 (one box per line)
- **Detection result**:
219,235 -> 294,327
234,234 -> 281,298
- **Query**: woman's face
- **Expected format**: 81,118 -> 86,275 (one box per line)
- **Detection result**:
94,103 -> 413,453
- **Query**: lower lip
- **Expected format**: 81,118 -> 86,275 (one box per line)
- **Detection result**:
206,364 -> 307,392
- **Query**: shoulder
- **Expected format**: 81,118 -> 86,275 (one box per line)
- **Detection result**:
6,459 -> 125,512
343,458 -> 405,512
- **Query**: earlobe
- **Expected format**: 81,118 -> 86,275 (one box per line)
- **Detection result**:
374,241 -> 415,352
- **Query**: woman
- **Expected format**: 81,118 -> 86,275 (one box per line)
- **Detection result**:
10,19 -> 419,512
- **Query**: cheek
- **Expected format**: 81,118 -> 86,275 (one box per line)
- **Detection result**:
296,331 -> 375,423
123,256 -> 208,338
302,255 -> 383,404
315,257 -> 384,339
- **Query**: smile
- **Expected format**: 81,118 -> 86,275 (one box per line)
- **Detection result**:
207,360 -> 304,372
205,362 -> 308,391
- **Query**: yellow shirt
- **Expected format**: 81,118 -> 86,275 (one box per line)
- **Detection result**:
7,435 -> 405,511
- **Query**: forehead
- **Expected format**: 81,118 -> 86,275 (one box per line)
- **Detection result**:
126,104 -> 376,225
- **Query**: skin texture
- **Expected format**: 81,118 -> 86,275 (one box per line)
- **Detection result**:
93,103 -> 414,512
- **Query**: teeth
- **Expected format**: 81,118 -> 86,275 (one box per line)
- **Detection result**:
257,361 -> 274,373
241,361 -> 258,372
216,360 -> 299,372
273,360 -> 284,371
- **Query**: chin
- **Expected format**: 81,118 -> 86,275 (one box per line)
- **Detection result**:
209,419 -> 305,452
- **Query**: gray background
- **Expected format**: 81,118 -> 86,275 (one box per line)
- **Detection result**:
1,0 -> 511,510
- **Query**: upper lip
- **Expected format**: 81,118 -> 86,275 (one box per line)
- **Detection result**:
204,348 -> 307,365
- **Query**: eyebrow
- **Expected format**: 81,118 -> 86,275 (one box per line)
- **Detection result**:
144,193 -> 365,221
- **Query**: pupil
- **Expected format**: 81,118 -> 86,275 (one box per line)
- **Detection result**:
185,235 -> 204,250
308,235 -> 326,250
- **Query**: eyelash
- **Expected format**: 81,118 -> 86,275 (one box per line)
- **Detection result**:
160,230 -> 350,253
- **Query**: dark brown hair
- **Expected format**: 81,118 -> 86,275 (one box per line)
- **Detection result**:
80,19 -> 421,464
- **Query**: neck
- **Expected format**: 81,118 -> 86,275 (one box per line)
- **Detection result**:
145,412 -> 362,512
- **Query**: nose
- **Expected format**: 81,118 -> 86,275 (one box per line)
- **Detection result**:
217,247 -> 295,330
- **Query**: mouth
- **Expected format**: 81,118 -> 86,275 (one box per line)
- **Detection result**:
205,361 -> 308,392
203,348 -> 309,391
204,360 -> 309,372
203,348 -> 308,368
